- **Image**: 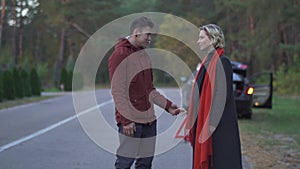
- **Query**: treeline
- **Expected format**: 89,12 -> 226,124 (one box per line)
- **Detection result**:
0,65 -> 83,102
0,67 -> 41,102
0,0 -> 299,94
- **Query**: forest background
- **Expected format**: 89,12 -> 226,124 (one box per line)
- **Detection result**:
0,0 -> 299,95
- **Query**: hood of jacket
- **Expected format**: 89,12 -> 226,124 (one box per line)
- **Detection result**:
115,38 -> 141,51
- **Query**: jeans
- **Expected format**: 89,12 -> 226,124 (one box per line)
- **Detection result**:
115,121 -> 157,169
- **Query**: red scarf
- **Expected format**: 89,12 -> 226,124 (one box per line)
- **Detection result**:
185,48 -> 224,169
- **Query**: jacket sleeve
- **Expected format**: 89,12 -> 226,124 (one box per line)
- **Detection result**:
108,48 -> 132,125
148,70 -> 173,113
149,88 -> 173,112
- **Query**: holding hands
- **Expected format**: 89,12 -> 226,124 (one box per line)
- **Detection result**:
168,103 -> 186,116
122,103 -> 186,137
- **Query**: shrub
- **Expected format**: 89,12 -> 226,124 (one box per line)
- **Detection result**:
59,68 -> 68,91
21,69 -> 31,97
73,72 -> 84,91
3,70 -> 15,100
0,74 -> 3,102
275,54 -> 300,95
65,70 -> 73,91
13,67 -> 24,98
30,68 -> 41,96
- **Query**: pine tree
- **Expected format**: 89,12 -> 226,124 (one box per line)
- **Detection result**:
3,70 -> 15,100
13,67 -> 24,98
59,68 -> 67,91
0,73 -> 3,102
21,68 -> 31,97
30,68 -> 41,96
65,70 -> 72,91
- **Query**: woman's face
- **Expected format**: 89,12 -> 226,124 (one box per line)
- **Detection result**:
197,30 -> 213,52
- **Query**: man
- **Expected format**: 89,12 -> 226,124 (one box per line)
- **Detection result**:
108,16 -> 182,169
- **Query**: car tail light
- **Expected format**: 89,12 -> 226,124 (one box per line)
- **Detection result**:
238,64 -> 248,69
246,87 -> 254,95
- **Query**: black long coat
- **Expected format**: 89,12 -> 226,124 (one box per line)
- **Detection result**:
193,54 -> 242,169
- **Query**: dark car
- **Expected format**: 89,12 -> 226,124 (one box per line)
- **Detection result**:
181,61 -> 273,119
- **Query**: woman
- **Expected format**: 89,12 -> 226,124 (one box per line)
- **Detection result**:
185,24 -> 242,169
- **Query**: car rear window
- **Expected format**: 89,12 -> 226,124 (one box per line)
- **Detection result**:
233,73 -> 244,82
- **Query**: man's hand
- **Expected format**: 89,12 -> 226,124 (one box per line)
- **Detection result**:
168,103 -> 185,116
123,122 -> 136,137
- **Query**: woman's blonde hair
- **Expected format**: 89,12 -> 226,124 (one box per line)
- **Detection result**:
200,24 -> 225,48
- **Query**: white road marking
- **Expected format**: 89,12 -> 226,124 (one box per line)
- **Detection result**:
0,99 -> 113,153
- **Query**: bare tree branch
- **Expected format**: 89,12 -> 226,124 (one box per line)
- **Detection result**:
71,22 -> 91,38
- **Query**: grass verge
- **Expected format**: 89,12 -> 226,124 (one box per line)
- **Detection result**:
0,96 -> 55,110
239,95 -> 300,142
239,95 -> 300,168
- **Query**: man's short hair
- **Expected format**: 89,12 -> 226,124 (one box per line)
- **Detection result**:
130,16 -> 154,35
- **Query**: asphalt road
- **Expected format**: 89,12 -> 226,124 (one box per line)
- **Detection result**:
0,88 -> 250,169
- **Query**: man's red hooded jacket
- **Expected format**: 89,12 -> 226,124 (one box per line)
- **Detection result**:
108,38 -> 172,126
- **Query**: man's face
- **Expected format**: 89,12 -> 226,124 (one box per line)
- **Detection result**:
134,26 -> 152,49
